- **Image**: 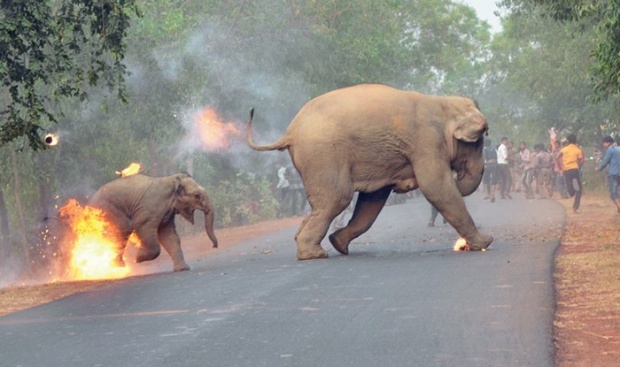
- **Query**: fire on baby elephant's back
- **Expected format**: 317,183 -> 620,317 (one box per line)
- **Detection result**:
246,83 -> 492,260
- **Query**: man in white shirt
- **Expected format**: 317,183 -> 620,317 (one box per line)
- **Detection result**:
496,137 -> 512,199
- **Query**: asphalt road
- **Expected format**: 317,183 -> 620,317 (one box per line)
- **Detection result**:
0,192 -> 565,367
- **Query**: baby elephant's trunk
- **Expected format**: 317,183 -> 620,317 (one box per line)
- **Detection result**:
204,206 -> 218,248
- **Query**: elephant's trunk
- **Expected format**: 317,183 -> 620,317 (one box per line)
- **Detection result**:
455,166 -> 484,196
452,138 -> 484,196
204,205 -> 218,248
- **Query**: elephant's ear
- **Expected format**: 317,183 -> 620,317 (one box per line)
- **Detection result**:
452,101 -> 488,143
174,178 -> 196,225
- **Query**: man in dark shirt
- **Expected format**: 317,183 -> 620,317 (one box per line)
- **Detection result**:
482,139 -> 498,203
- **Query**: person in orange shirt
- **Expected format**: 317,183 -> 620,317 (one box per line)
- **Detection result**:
557,133 -> 584,213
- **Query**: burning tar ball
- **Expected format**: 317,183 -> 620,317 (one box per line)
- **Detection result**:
44,133 -> 60,146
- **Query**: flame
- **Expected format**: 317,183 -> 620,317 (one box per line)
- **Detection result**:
116,162 -> 141,177
193,107 -> 240,151
453,237 -> 487,252
59,199 -> 131,280
453,237 -> 471,251
44,133 -> 60,146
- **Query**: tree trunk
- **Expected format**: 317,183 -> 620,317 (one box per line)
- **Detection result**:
0,187 -> 9,238
10,145 -> 29,261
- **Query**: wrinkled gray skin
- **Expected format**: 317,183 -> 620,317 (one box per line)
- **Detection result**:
88,173 -> 218,271
247,83 -> 492,260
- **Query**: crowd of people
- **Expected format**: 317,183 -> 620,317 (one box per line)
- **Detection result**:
480,131 -> 620,215
481,133 -> 582,210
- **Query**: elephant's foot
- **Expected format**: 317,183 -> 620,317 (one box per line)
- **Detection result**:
173,262 -> 190,272
464,233 -> 493,251
328,230 -> 350,255
297,245 -> 329,260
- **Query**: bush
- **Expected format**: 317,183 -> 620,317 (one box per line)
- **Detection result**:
209,171 -> 279,228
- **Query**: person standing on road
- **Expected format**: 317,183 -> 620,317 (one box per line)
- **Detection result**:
507,140 -> 520,193
595,136 -> 620,214
276,163 -> 290,217
482,139 -> 498,202
532,144 -> 554,199
497,137 -> 512,199
428,205 -> 448,227
557,133 -> 584,213
550,130 -> 568,199
519,142 -> 534,199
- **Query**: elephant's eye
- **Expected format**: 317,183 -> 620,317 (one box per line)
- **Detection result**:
194,193 -> 201,200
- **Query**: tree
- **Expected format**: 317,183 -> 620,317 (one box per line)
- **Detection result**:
0,0 -> 140,150
499,0 -> 620,99
483,2 -> 619,144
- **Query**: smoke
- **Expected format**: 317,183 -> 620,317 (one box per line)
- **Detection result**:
137,18 -> 315,175
0,7 -> 317,289
0,249 -> 24,288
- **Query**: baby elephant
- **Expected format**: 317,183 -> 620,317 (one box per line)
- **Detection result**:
88,173 -> 218,271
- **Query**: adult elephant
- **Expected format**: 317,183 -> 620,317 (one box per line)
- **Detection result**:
88,173 -> 218,271
247,83 -> 492,260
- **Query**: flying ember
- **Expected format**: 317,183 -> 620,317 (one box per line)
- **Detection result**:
59,199 -> 131,280
193,107 -> 240,151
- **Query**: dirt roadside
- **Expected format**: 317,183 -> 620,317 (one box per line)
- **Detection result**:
1,198 -> 618,366
553,195 -> 620,367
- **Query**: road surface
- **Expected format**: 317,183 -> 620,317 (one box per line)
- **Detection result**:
0,192 -> 565,367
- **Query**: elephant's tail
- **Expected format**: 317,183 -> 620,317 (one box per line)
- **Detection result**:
246,108 -> 290,151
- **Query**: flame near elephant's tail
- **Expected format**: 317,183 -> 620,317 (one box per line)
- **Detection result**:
246,108 -> 290,152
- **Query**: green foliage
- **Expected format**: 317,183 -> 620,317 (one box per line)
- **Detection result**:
508,0 -> 620,99
591,4 -> 620,98
208,172 -> 279,227
484,1 -> 620,147
0,0 -> 140,150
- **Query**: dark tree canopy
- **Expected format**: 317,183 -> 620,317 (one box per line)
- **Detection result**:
0,0 -> 140,150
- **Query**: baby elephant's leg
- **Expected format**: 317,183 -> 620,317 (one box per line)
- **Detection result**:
158,220 -> 190,271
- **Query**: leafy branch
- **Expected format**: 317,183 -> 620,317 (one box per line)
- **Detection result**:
0,0 -> 140,150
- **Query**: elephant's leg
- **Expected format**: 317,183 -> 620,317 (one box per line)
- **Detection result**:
329,187 -> 391,255
113,230 -> 131,267
418,164 -> 493,250
295,191 -> 353,260
134,222 -> 162,263
294,215 -> 311,242
158,220 -> 190,272
105,217 -> 131,268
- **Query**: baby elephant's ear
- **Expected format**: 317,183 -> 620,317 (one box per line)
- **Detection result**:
174,176 -> 187,197
173,177 -> 197,224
